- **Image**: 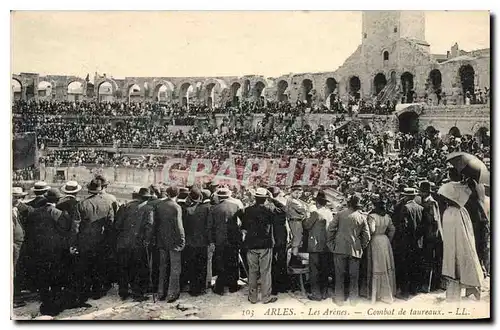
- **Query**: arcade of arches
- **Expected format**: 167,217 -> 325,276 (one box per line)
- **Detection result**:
301,79 -> 313,106
231,82 -> 242,106
373,73 -> 387,95
277,80 -> 288,102
98,82 -> 114,102
325,78 -> 337,109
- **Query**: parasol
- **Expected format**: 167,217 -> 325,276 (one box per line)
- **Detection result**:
446,152 -> 490,185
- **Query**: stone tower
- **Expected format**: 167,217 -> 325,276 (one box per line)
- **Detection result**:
361,11 -> 426,62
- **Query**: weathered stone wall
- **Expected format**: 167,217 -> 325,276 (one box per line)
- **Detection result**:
419,104 -> 490,136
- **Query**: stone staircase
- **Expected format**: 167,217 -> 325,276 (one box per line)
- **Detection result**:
376,80 -> 400,105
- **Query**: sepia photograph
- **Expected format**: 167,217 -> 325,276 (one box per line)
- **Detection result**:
10,9 -> 491,321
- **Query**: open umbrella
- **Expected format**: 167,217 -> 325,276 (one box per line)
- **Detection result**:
446,152 -> 490,185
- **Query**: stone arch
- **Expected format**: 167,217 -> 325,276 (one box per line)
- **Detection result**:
401,72 -> 415,103
383,50 -> 389,61
324,77 -> 338,109
449,126 -> 461,138
230,81 -> 242,106
204,78 -> 228,108
153,80 -> 174,103
398,111 -> 419,134
348,76 -> 361,100
96,78 -> 118,102
179,81 -> 194,107
301,79 -> 314,106
67,81 -> 84,101
12,78 -> 22,101
373,72 -> 387,95
37,81 -> 52,98
429,69 -> 442,103
475,126 -> 490,146
277,80 -> 289,102
459,64 -> 475,102
128,83 -> 142,103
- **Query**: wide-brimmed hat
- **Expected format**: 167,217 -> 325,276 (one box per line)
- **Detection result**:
177,187 -> 189,202
401,187 -> 418,196
12,187 -> 28,197
137,187 -> 152,199
166,186 -> 179,198
61,181 -> 82,194
419,181 -> 434,194
33,181 -> 50,192
95,174 -> 110,187
215,187 -> 232,197
45,188 -> 62,203
201,189 -> 212,200
87,179 -> 103,194
189,187 -> 202,202
253,187 -> 270,198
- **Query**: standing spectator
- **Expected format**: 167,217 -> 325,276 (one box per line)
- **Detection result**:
207,187 -> 242,295
396,188 -> 423,299
183,188 -> 211,296
72,179 -> 115,305
303,190 -> 333,301
12,187 -> 28,308
327,195 -> 370,306
286,185 -> 308,268
156,186 -> 185,303
365,194 -> 396,304
438,182 -> 483,302
241,188 -> 284,304
268,186 -> 289,295
115,188 -> 154,302
27,181 -> 50,208
419,181 -> 443,292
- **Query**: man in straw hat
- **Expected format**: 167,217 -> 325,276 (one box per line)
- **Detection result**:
27,181 -> 50,208
71,178 -> 115,305
303,190 -> 334,301
241,187 -> 285,304
419,181 -> 443,292
327,194 -> 370,306
12,187 -> 28,308
394,187 -> 424,299
207,186 -> 243,295
57,181 -> 82,217
155,185 -> 185,303
115,187 -> 154,302
286,185 -> 308,268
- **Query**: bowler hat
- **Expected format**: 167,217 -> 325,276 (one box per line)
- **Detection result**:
419,181 -> 432,193
45,188 -> 62,203
166,186 -> 179,198
95,175 -> 110,187
189,187 -> 202,202
201,189 -> 212,200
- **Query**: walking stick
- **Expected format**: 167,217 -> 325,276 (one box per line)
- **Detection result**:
145,246 -> 156,303
238,253 -> 249,284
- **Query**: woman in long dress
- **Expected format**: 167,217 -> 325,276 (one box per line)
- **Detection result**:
437,181 -> 483,302
366,195 -> 396,304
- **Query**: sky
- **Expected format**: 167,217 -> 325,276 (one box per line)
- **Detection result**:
11,11 -> 490,79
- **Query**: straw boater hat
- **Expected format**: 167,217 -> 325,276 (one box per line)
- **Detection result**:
12,187 -> 28,197
401,187 -> 418,196
253,187 -> 270,198
215,187 -> 232,198
61,181 -> 82,194
33,181 -> 50,193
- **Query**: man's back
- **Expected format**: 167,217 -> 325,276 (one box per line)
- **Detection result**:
208,200 -> 241,246
331,209 -> 370,258
156,199 -> 184,250
75,194 -> 114,252
241,203 -> 274,250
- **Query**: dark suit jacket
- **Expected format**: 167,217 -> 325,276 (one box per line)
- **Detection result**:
73,194 -> 115,253
115,200 -> 154,250
57,195 -> 79,231
207,199 -> 242,247
272,195 -> 288,247
401,200 -> 424,247
420,195 -> 440,242
185,202 -> 211,248
27,196 -> 47,208
23,204 -> 71,257
241,200 -> 284,250
155,199 -> 185,251
304,206 -> 333,253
